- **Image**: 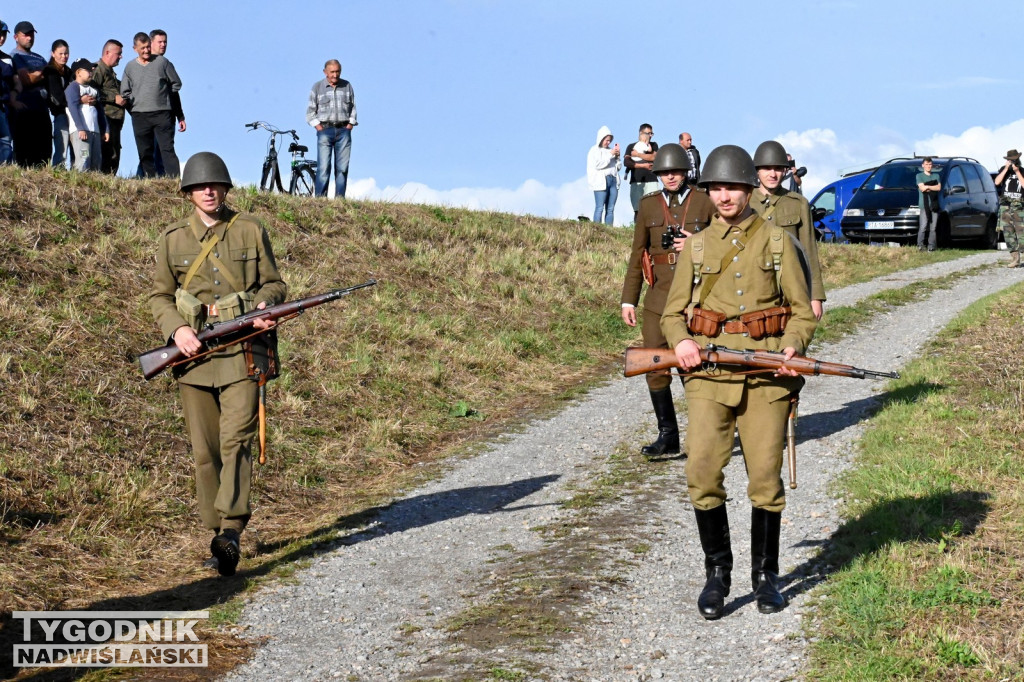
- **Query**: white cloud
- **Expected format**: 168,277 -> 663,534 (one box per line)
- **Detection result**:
350,119 -> 1024,224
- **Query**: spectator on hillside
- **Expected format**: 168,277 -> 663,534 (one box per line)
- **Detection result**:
916,157 -> 941,252
91,39 -> 126,174
121,31 -> 181,177
783,154 -> 805,195
679,132 -> 701,184
0,21 -> 16,164
137,29 -> 185,177
9,21 -> 51,167
306,59 -> 357,198
995,149 -> 1024,268
624,123 -> 659,217
65,58 -> 106,171
43,39 -> 74,168
587,125 -> 620,225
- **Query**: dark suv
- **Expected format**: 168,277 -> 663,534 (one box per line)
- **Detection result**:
840,157 -> 999,247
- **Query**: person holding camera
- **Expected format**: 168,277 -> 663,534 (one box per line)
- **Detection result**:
751,140 -> 825,319
915,157 -> 942,252
995,149 -> 1024,267
620,143 -> 714,458
783,154 -> 805,195
624,123 -> 659,218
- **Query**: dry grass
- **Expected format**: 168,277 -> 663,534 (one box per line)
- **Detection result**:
0,166 -> 981,678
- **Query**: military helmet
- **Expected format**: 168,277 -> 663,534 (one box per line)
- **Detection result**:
651,143 -> 692,173
699,145 -> 758,188
752,140 -> 788,168
180,152 -> 233,192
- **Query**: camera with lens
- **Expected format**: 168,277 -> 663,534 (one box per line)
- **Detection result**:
661,224 -> 684,249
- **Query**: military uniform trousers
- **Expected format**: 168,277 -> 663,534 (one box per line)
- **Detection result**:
685,377 -> 792,514
641,309 -> 678,392
998,202 -> 1024,253
179,379 -> 258,533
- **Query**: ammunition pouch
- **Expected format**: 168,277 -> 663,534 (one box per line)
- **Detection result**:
175,288 -> 206,330
737,306 -> 791,340
216,291 -> 255,322
686,306 -> 726,337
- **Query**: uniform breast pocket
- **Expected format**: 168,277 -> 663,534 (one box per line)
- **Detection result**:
776,212 -> 800,230
231,246 -> 258,285
170,252 -> 200,278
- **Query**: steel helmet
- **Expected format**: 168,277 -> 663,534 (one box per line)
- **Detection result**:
180,152 -> 233,192
651,143 -> 692,173
752,140 -> 788,168
699,145 -> 758,188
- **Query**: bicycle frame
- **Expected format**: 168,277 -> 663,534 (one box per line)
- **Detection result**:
246,121 -> 313,195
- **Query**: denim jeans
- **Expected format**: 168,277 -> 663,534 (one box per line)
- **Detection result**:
593,174 -> 617,225
316,126 -> 352,198
52,113 -> 70,168
918,202 -> 937,250
0,110 -> 12,164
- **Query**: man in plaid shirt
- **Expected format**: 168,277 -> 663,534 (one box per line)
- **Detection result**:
305,59 -> 357,198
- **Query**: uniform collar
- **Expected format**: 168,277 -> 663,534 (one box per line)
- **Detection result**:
710,211 -> 759,239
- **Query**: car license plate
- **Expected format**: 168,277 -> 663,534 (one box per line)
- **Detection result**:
866,221 -> 895,229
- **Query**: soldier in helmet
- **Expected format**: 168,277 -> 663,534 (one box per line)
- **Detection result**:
751,140 -> 825,319
149,152 -> 287,576
621,143 -> 714,458
660,145 -> 817,619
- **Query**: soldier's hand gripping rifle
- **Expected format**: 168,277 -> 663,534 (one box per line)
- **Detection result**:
137,279 -> 377,380
623,344 -> 899,489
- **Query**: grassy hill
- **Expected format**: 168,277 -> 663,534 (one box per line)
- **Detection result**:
0,166 -> 639,618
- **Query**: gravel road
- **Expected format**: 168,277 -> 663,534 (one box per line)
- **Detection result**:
225,251 -> 1019,682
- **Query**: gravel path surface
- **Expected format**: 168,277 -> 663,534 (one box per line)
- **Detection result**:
225,251 -> 1019,682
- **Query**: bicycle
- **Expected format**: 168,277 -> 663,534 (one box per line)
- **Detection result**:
245,121 -> 317,196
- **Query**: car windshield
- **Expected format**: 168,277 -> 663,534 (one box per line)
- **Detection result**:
862,163 -> 944,191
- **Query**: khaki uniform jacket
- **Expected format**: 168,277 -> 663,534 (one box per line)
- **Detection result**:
150,208 -> 287,387
660,212 -> 817,406
751,187 -> 825,301
621,187 -> 715,315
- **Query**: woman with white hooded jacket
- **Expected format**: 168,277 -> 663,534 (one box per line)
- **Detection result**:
587,125 -> 621,225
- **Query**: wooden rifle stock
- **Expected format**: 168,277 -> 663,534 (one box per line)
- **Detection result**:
137,279 -> 376,380
623,344 -> 900,380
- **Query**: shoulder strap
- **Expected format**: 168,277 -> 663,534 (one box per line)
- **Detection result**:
182,214 -> 242,292
769,225 -> 785,293
694,216 -> 767,307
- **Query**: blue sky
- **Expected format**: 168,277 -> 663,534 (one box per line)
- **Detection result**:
19,0 -> 1024,225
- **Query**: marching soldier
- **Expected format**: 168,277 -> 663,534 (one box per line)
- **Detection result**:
660,145 -> 817,619
150,152 -> 287,576
621,143 -> 714,457
751,140 -> 826,319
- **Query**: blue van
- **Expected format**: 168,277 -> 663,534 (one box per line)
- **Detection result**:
808,170 -> 872,242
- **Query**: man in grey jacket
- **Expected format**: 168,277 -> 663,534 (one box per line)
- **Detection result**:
305,59 -> 357,198
121,31 -> 181,177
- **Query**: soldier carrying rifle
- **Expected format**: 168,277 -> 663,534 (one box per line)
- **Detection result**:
659,145 -> 817,620
149,151 -> 287,577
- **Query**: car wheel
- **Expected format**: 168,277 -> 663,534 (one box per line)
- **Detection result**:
977,216 -> 998,250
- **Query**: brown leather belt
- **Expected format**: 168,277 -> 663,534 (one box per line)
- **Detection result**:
651,253 -> 677,265
722,320 -> 747,334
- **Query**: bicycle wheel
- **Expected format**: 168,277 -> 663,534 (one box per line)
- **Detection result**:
290,166 -> 316,197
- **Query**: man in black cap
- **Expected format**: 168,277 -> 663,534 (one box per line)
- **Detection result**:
9,20 -> 51,167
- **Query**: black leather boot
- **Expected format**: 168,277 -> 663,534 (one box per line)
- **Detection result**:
751,507 -> 786,614
694,505 -> 732,620
211,529 -> 241,577
641,388 -> 680,457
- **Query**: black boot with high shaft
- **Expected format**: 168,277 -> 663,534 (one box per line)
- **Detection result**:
694,504 -> 732,620
641,388 -> 680,457
751,507 -> 787,614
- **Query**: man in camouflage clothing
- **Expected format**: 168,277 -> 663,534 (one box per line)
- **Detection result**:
995,149 -> 1024,268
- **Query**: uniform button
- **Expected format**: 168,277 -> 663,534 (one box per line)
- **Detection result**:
739,305 -> 746,312
742,332 -> 749,337
214,280 -> 221,286
732,256 -> 739,262
214,294 -> 220,300
183,260 -> 189,265
736,290 -> 743,296
670,265 -> 675,271
735,272 -> 742,278
214,252 -> 220,258
213,267 -> 219,272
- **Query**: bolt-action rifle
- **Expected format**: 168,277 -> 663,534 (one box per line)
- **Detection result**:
623,344 -> 900,380
137,280 -> 377,381
623,344 -> 899,490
